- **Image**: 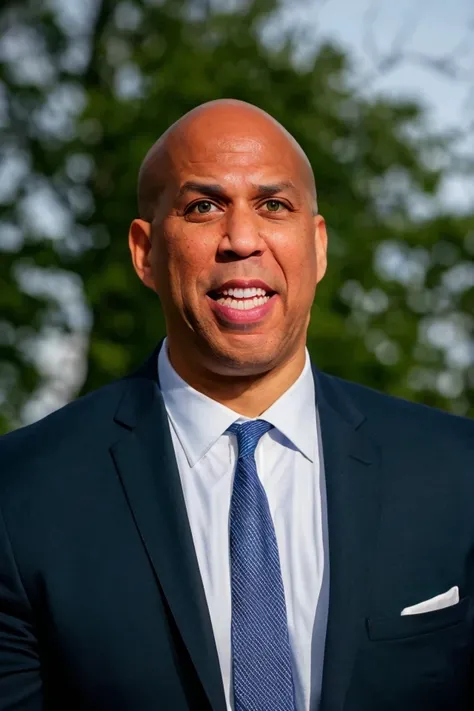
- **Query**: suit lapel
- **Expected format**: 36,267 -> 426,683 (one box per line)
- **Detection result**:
110,346 -> 226,711
315,369 -> 382,711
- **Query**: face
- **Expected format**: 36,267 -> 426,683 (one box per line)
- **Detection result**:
130,112 -> 327,377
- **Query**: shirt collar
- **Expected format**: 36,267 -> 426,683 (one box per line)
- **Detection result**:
158,338 -> 317,467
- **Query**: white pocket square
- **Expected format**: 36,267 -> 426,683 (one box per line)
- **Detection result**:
401,586 -> 459,616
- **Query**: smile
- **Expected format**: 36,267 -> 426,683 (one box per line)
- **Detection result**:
207,283 -> 278,326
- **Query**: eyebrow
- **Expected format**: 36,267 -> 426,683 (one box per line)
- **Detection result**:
176,180 -> 299,200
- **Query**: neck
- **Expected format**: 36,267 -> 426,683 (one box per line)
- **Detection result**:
165,340 -> 307,418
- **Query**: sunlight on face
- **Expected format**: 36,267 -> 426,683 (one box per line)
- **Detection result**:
132,102 -> 327,378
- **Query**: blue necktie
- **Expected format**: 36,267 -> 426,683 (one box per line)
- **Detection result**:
228,420 -> 296,711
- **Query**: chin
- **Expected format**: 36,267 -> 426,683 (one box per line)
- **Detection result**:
205,337 -> 284,376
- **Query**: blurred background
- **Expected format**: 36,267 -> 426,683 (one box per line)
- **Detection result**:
1,0 -> 474,433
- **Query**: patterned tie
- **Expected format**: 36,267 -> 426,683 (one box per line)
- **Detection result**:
228,420 -> 296,711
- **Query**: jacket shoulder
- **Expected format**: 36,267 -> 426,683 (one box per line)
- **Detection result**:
0,378 -> 129,494
318,370 -> 474,443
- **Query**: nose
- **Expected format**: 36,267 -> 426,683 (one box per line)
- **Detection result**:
217,203 -> 265,260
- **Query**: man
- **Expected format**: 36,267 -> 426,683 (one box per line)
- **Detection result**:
0,99 -> 473,711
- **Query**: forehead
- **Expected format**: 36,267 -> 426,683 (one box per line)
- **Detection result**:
166,120 -> 306,186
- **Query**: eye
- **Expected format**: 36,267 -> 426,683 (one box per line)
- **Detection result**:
264,199 -> 285,212
187,200 -> 218,215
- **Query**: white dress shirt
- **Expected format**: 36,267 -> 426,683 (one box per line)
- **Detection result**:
158,339 -> 329,711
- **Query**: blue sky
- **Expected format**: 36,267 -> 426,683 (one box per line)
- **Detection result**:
284,0 -> 474,209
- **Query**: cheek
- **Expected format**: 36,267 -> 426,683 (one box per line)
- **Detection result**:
279,229 -> 317,288
159,225 -> 212,297
151,228 -> 185,300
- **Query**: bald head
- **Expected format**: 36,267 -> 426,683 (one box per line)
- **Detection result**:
137,99 -> 317,221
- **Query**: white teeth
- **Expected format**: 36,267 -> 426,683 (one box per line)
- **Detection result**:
216,296 -> 270,309
221,287 -> 268,297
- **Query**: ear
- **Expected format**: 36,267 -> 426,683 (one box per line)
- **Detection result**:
128,219 -> 156,291
314,214 -> 328,285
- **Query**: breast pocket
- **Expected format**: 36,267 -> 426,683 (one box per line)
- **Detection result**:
346,597 -> 472,711
367,595 -> 470,641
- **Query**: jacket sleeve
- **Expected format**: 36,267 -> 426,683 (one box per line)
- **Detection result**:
0,503 -> 43,710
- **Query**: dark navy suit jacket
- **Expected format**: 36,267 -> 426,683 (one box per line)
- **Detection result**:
1,342 -> 474,710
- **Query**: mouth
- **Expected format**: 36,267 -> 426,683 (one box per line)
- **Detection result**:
206,280 -> 278,327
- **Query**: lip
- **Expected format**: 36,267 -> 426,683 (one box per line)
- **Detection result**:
210,278 -> 275,294
207,293 -> 278,328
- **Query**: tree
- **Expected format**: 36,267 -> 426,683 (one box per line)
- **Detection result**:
1,0 -> 473,433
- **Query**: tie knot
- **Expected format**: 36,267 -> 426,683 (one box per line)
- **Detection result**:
228,419 -> 273,459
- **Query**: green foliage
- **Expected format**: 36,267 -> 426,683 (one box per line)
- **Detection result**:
1,0 -> 473,432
